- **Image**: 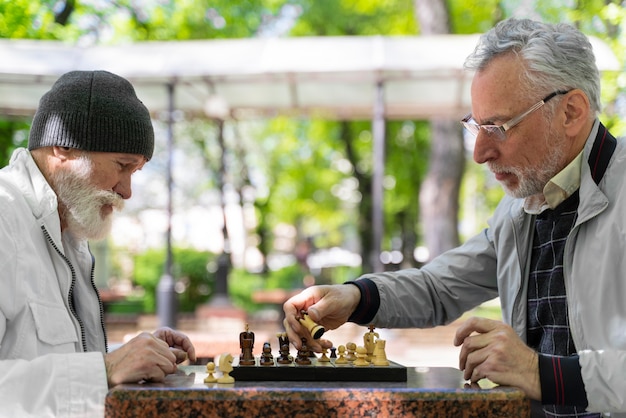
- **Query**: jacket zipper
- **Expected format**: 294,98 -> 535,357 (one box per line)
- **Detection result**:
88,249 -> 109,352
41,225 -> 88,352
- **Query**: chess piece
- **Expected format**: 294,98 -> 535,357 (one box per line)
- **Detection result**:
330,347 -> 337,358
204,361 -> 217,383
276,332 -> 292,364
298,310 -> 325,339
318,348 -> 331,363
334,345 -> 348,364
353,346 -> 369,367
260,341 -> 274,366
363,324 -> 380,362
217,353 -> 235,384
345,342 -> 357,362
239,323 -> 256,366
295,337 -> 312,365
372,339 -> 389,366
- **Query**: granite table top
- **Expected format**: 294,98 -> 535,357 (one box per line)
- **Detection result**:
105,365 -> 530,417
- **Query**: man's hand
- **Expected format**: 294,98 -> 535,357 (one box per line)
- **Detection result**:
282,284 -> 361,352
104,328 -> 196,387
454,317 -> 541,400
153,327 -> 197,364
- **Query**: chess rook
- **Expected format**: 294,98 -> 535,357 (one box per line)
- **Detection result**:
298,311 -> 325,339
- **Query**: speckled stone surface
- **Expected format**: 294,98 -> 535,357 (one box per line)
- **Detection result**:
105,366 -> 529,417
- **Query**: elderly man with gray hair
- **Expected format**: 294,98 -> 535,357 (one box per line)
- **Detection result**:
284,18 -> 626,418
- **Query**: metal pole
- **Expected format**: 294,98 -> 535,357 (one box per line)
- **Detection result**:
371,81 -> 385,272
157,82 -> 177,328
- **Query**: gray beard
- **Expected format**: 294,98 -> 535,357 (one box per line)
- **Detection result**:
50,159 -> 124,241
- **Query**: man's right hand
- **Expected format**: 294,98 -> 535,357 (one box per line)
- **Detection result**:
282,284 -> 361,352
104,332 -> 179,387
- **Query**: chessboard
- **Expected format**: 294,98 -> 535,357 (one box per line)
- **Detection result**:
225,320 -> 407,382
230,357 -> 407,382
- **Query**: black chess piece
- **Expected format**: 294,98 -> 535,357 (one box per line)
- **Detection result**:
295,337 -> 312,365
259,342 -> 274,366
277,332 -> 292,364
239,324 -> 256,366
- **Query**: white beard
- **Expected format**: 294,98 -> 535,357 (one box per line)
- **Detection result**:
51,156 -> 124,241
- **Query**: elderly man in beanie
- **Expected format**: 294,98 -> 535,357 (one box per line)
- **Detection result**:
0,70 -> 196,417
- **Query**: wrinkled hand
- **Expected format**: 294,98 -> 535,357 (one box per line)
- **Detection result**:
282,284 -> 360,352
153,327 -> 197,364
454,317 -> 541,400
105,328 -> 196,387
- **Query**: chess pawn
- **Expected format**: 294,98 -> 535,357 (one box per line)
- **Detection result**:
318,348 -> 331,363
372,339 -> 389,366
298,311 -> 325,339
204,361 -> 217,383
260,342 -> 274,366
334,345 -> 348,365
345,342 -> 357,362
353,346 -> 369,367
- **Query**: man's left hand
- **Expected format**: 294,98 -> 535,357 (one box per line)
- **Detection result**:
454,317 -> 541,400
153,327 -> 197,364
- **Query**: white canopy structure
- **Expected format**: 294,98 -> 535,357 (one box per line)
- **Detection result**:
0,35 -> 618,119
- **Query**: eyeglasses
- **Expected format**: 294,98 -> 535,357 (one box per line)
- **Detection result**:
460,90 -> 571,141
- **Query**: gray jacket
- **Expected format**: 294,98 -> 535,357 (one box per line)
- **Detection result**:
366,121 -> 626,414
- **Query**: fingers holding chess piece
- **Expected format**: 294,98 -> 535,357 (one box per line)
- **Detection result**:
298,310 -> 325,340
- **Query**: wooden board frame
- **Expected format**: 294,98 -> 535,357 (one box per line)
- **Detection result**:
230,358 -> 407,382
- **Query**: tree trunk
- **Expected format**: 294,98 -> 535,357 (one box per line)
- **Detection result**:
419,118 -> 464,257
414,0 -> 465,259
339,121 -> 374,273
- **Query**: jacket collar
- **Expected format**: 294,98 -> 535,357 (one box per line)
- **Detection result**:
586,120 -> 617,185
5,147 -> 61,237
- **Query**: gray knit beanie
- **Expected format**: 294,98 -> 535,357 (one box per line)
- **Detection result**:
28,70 -> 154,160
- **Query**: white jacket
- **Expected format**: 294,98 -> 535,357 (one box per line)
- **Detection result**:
366,122 -> 626,415
0,148 -> 108,417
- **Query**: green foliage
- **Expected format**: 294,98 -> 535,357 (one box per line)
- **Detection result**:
291,0 -> 416,36
133,247 -> 216,313
259,117 -> 354,248
0,0 -> 56,39
227,267 -> 265,312
227,264 -> 305,312
265,263 -> 307,288
383,121 -> 430,245
448,0 -> 503,34
0,119 -> 29,167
